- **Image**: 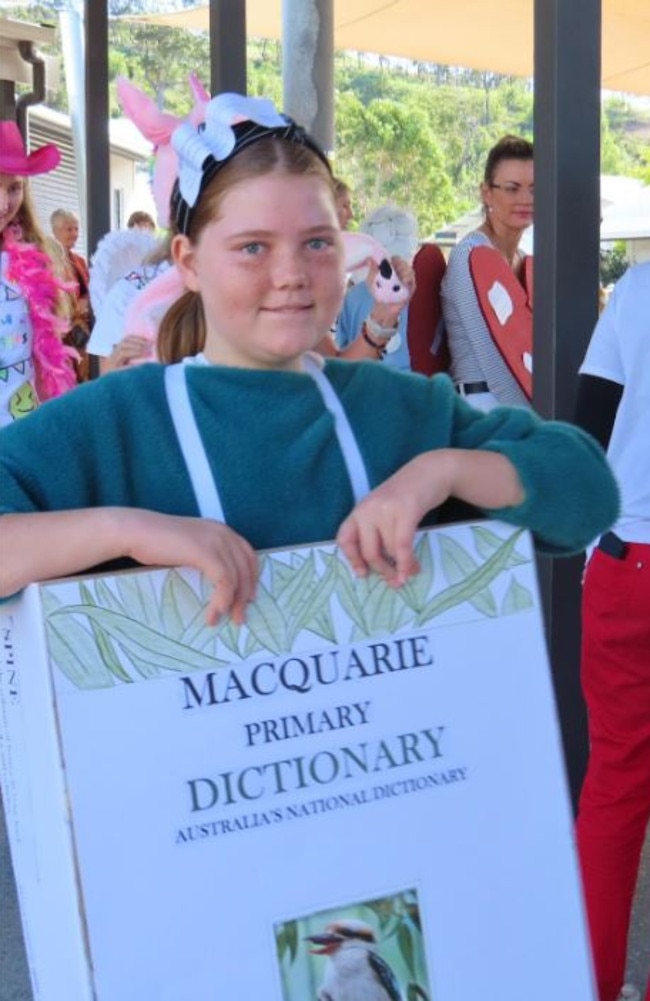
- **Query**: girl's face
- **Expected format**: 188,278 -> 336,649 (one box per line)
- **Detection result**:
482,158 -> 534,234
335,190 -> 354,230
0,173 -> 25,236
174,172 -> 346,372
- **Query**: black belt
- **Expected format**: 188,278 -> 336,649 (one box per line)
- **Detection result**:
457,381 -> 489,396
597,531 -> 628,560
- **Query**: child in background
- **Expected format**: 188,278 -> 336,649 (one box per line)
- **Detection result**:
0,122 -> 76,426
0,93 -> 618,623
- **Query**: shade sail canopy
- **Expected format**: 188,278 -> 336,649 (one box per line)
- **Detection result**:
129,0 -> 650,96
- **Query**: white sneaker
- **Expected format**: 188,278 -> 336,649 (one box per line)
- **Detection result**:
618,986 -> 641,1001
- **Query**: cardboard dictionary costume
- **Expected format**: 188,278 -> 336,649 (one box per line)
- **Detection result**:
0,121 -> 76,426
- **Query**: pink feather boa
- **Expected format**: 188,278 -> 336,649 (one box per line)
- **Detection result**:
5,237 -> 78,400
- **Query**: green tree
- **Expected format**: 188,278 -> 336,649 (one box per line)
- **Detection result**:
5,4 -> 649,231
108,21 -> 210,116
334,93 -> 454,236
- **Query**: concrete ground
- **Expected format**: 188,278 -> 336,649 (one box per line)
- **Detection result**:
1,793 -> 648,1000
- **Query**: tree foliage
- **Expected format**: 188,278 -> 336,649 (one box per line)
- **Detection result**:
4,2 -> 650,234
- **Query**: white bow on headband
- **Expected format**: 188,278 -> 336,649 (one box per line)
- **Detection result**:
172,93 -> 287,208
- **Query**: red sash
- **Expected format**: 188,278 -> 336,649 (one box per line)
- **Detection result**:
468,246 -> 533,400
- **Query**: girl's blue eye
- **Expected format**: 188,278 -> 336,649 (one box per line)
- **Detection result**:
242,242 -> 263,255
308,237 -> 331,250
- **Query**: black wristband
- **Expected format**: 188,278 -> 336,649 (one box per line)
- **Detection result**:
362,324 -> 387,357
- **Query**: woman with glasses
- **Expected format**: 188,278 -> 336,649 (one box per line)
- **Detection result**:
441,135 -> 534,411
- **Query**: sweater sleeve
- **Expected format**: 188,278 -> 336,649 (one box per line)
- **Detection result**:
450,397 -> 620,554
325,362 -> 619,557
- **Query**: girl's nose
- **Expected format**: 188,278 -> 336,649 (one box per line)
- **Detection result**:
272,250 -> 307,288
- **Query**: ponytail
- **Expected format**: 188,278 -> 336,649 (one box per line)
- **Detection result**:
157,289 -> 206,363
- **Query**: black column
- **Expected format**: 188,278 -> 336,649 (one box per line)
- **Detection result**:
533,0 -> 602,810
84,0 -> 110,257
209,0 -> 247,95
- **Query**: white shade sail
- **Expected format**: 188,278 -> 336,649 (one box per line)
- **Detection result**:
128,0 -> 650,97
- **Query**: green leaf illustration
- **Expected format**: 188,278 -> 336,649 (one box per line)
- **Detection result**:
181,614 -> 219,653
243,628 -> 264,658
46,615 -> 116,689
501,575 -> 534,614
471,524 -> 530,568
210,617 -> 243,657
438,532 -> 497,617
288,552 -> 339,643
244,579 -> 288,654
325,551 -> 370,634
160,570 -> 204,642
79,582 -> 133,683
42,588 -> 64,617
416,529 -> 524,624
269,553 -> 306,595
49,606 -> 227,680
365,582 -> 413,635
114,573 -> 162,631
121,649 -> 164,680
399,534 -> 434,612
93,577 -> 129,615
306,604 -> 337,643
272,551 -> 321,631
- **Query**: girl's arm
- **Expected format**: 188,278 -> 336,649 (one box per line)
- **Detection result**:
0,508 -> 257,625
336,449 -> 524,584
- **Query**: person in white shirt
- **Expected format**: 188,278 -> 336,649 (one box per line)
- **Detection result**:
574,261 -> 650,1001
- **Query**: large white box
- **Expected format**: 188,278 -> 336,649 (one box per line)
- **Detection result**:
0,521 -> 596,1000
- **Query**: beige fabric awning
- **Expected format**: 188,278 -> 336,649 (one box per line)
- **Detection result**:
128,0 -> 650,96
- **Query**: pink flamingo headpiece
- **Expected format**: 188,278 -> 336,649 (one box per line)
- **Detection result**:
116,73 -> 210,228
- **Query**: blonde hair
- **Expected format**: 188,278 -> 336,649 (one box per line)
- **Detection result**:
158,137 -> 336,364
7,183 -> 47,249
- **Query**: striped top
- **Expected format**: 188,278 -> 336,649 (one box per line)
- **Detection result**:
441,230 -> 530,408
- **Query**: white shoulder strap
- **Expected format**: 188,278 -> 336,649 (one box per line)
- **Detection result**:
164,363 -> 225,520
164,357 -> 371,521
302,354 -> 371,504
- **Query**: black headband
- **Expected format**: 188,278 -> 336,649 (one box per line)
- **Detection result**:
171,116 -> 331,236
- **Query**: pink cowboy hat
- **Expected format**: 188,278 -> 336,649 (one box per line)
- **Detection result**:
0,120 -> 61,176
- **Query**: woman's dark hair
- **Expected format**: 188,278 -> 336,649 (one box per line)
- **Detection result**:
483,135 -> 534,184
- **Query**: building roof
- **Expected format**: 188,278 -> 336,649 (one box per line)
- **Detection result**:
28,104 -> 151,161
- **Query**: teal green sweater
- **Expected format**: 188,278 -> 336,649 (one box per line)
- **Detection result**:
0,360 -> 618,555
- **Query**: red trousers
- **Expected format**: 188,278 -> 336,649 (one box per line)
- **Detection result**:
576,543 -> 650,1001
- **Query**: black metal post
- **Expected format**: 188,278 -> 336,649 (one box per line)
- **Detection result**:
84,0 -> 110,380
209,0 -> 247,95
534,0 -> 602,810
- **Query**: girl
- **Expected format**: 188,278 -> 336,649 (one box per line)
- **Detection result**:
0,94 -> 617,624
0,121 -> 76,426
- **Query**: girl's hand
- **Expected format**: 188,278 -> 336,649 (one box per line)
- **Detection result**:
336,450 -> 524,585
0,509 -> 258,623
109,335 -> 153,370
336,453 -> 452,586
364,254 -> 416,329
124,511 -> 258,625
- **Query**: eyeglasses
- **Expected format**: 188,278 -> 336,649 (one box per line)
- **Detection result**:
490,183 -> 534,197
